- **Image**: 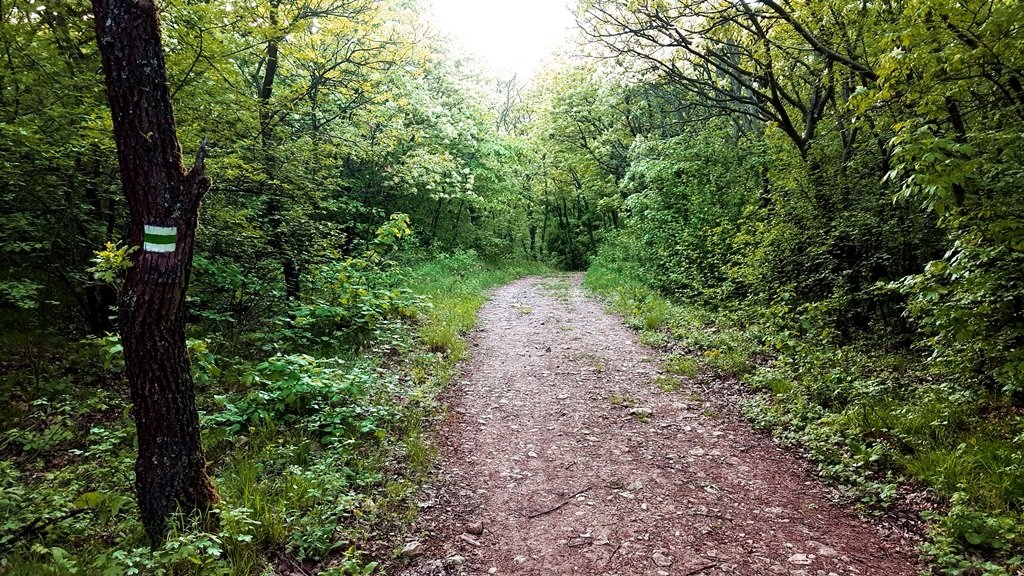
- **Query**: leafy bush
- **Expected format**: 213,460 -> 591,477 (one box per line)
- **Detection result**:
620,128 -> 756,300
272,214 -> 422,350
206,355 -> 391,442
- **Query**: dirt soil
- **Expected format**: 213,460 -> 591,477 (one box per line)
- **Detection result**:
398,275 -> 921,576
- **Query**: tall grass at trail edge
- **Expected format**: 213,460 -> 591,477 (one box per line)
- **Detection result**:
406,251 -> 552,361
0,251 -> 551,576
584,253 -> 1024,576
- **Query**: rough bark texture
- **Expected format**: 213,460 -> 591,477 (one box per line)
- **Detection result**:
91,0 -> 219,544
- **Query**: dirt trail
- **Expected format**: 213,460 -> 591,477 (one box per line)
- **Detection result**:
401,275 -> 920,576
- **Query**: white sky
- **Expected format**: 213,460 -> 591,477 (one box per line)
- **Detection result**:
425,0 -> 577,80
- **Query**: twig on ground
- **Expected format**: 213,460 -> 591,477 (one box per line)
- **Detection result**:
684,563 -> 718,575
688,510 -> 733,521
272,551 -> 312,576
604,541 -> 623,565
527,485 -> 592,519
0,508 -> 92,554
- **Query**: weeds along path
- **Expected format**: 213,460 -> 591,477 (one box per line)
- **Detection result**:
400,275 -> 920,576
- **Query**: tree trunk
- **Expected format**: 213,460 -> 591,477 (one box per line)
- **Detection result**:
452,198 -> 466,245
83,283 -> 118,334
91,0 -> 219,544
256,2 -> 301,300
430,197 -> 444,239
540,205 -> 549,253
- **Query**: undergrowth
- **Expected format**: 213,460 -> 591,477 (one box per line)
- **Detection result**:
0,249 -> 548,575
584,253 -> 1024,576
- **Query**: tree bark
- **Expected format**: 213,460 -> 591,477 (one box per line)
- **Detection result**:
256,0 -> 302,300
90,0 -> 219,544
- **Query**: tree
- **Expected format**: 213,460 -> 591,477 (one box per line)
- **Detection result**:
90,0 -> 219,543
578,0 -> 836,157
243,0 -> 378,300
876,0 -> 1024,392
0,0 -> 122,332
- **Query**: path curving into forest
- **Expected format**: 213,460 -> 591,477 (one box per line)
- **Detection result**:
401,275 -> 920,576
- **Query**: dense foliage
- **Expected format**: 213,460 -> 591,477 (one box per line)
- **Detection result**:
0,0 -> 558,570
555,1 -> 1024,574
2,0 -> 1024,573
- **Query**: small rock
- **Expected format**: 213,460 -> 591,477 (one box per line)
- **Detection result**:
400,541 -> 424,558
465,521 -> 485,536
443,555 -> 465,566
652,551 -> 673,567
787,553 -> 813,565
488,567 -> 497,574
805,541 -> 840,557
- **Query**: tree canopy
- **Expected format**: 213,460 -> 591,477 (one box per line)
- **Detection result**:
2,0 -> 1023,573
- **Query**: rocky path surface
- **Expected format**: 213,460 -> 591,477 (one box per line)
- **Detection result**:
401,276 -> 920,576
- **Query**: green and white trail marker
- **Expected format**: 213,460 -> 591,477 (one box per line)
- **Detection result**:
144,225 -> 177,253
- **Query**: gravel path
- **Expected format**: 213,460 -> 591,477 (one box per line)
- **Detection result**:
400,275 -> 920,576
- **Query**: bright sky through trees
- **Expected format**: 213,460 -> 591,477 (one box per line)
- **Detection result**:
425,0 -> 576,80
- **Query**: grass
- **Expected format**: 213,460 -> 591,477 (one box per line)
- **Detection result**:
512,304 -> 533,315
0,251 -> 550,576
607,393 -> 637,407
653,374 -> 682,392
575,351 -> 607,373
406,252 -> 550,359
540,278 -> 572,301
662,355 -> 699,378
607,393 -> 653,422
584,253 -> 1024,575
584,257 -> 755,378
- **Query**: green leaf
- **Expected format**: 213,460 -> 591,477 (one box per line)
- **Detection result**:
964,531 -> 985,546
74,491 -> 106,509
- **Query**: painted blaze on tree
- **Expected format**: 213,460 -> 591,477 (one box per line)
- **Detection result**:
90,0 -> 219,543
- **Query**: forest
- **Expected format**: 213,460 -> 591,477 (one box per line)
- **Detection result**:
0,0 -> 1022,574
